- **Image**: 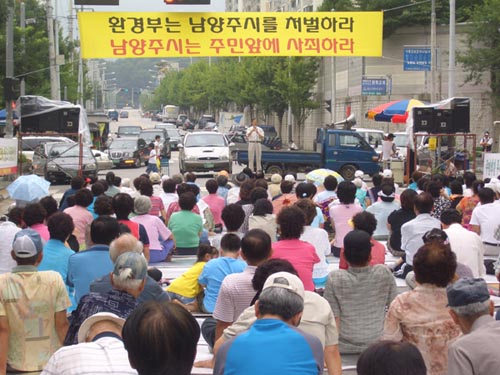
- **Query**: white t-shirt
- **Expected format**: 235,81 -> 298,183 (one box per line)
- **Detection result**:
148,149 -> 157,164
470,202 -> 500,244
381,140 -> 395,160
300,226 -> 331,279
246,126 -> 264,142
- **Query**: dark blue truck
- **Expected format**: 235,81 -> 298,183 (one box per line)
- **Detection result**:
236,128 -> 380,180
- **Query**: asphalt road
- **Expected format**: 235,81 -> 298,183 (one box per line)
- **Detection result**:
34,109 -> 243,205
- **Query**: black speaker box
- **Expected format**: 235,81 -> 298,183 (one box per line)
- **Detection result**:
450,97 -> 470,133
434,109 -> 453,134
413,107 -> 435,133
21,108 -> 80,133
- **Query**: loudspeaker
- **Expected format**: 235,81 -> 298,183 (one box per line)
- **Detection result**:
21,108 -> 80,133
451,97 -> 470,133
434,109 -> 453,134
413,107 -> 435,133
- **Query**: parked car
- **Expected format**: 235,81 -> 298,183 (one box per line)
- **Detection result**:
119,110 -> 129,119
117,125 -> 142,138
164,128 -> 182,151
21,136 -> 75,163
32,142 -> 98,183
139,129 -> 172,160
92,149 -> 113,170
107,110 -> 119,121
176,114 -> 188,128
179,132 -> 233,174
197,115 -> 216,130
108,137 -> 146,168
182,118 -> 195,131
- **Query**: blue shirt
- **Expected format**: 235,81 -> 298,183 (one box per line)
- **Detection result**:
67,245 -> 113,303
198,257 -> 246,313
311,206 -> 325,228
59,188 -> 78,211
39,239 -> 76,311
214,319 -> 324,375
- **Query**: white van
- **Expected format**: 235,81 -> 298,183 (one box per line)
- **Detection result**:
353,128 -> 385,155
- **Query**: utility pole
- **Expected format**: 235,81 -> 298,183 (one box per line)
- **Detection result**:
20,2 -> 26,96
448,0 -> 456,98
430,0 -> 437,102
5,0 -> 15,137
54,0 -> 61,100
46,0 -> 58,100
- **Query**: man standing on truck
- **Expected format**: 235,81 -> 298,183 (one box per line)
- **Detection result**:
246,118 -> 265,172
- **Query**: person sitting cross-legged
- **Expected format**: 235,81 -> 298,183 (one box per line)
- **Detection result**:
214,272 -> 324,375
324,230 -> 397,354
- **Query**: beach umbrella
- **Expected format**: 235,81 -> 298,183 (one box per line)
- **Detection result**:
366,99 -> 427,123
305,169 -> 344,186
7,174 -> 51,202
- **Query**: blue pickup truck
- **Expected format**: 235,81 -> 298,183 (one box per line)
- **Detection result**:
236,128 -> 380,180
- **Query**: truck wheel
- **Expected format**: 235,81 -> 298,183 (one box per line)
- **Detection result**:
266,165 -> 283,176
340,164 -> 357,181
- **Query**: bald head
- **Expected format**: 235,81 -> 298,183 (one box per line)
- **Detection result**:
109,233 -> 143,262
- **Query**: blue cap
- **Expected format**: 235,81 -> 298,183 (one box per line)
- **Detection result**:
12,229 -> 43,258
446,278 -> 490,307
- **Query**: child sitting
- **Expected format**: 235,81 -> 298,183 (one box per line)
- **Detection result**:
166,244 -> 218,312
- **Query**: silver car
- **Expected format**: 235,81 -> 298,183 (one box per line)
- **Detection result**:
179,132 -> 233,174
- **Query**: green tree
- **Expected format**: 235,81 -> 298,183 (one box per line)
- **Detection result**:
274,57 -> 320,145
457,0 -> 500,100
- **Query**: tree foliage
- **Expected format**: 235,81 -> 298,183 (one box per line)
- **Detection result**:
317,0 -> 482,39
456,0 -> 500,99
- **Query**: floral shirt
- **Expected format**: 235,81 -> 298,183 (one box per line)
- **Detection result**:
431,196 -> 452,219
382,284 -> 461,375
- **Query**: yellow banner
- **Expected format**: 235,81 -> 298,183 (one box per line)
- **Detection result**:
78,12 -> 383,58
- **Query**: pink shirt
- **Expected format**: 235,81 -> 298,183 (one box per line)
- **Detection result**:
149,196 -> 165,218
271,239 -> 320,291
131,214 -> 171,251
339,239 -> 386,270
63,205 -> 94,247
329,204 -> 363,248
30,223 -> 50,242
202,194 -> 226,225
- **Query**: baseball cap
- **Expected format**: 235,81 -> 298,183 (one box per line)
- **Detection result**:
263,272 -> 304,299
12,229 -> 43,258
149,172 -> 161,184
284,174 -> 296,183
113,252 -> 148,281
218,170 -> 229,177
382,169 -> 393,178
446,278 -> 490,308
354,170 -> 364,179
77,312 -> 125,343
344,230 -> 373,251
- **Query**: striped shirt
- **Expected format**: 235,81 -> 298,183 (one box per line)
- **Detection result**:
213,266 -> 257,323
41,336 -> 137,375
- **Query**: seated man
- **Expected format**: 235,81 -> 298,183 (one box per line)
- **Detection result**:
324,230 -> 397,354
202,229 -> 272,348
90,233 -> 169,304
446,278 -> 500,375
65,252 -> 147,345
0,229 -> 70,373
41,312 -> 136,374
214,272 -> 324,375
67,216 -> 121,303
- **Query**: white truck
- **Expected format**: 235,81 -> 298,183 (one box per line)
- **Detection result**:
162,105 -> 179,123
